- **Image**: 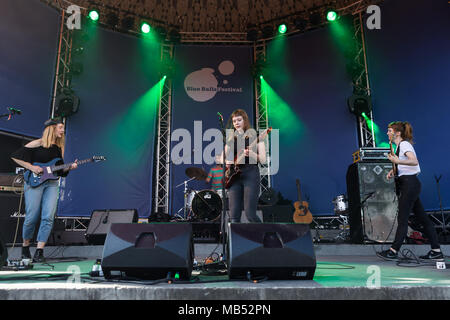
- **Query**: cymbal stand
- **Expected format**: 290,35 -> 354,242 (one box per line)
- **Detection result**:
175,177 -> 195,220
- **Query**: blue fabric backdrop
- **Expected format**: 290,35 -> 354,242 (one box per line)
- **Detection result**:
265,30 -> 357,215
0,0 -> 59,136
57,27 -> 159,217
365,0 -> 450,210
170,46 -> 254,216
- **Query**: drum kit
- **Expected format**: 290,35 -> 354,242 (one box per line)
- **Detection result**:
175,167 -> 224,222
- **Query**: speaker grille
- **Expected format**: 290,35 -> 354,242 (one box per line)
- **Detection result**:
347,162 -> 398,243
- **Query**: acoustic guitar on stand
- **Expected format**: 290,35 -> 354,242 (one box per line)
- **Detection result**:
292,179 -> 313,224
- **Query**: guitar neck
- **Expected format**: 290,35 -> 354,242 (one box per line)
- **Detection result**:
51,158 -> 92,171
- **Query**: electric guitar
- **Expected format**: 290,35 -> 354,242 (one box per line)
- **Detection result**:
24,156 -> 106,188
292,179 -> 313,224
224,127 -> 272,189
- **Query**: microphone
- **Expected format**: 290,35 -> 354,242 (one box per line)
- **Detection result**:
8,107 -> 22,115
217,112 -> 223,122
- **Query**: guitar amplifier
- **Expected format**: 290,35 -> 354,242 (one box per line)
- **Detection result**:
0,173 -> 24,192
353,148 -> 390,163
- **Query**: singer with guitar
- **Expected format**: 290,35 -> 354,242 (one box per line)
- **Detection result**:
377,121 -> 443,261
217,109 -> 267,223
11,117 -> 77,262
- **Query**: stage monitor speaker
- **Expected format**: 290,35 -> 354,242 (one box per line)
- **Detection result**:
101,223 -> 194,280
227,223 -> 316,280
346,162 -> 398,243
85,209 -> 138,245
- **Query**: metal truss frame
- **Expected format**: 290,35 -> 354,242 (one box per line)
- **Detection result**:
352,11 -> 375,148
153,43 -> 174,214
50,9 -> 74,118
253,42 -> 272,196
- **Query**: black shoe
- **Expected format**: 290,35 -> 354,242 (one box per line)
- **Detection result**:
21,246 -> 31,259
33,248 -> 45,263
376,249 -> 398,261
419,250 -> 444,261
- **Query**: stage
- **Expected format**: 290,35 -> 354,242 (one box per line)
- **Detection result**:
1,244 -> 449,301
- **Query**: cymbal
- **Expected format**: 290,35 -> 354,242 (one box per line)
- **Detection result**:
185,167 -> 208,180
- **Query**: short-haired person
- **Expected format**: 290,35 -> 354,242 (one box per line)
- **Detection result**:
377,121 -> 444,261
11,118 -> 77,262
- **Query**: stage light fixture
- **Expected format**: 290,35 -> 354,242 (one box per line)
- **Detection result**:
347,94 -> 372,116
121,16 -> 135,30
294,17 -> 307,31
55,88 -> 80,118
247,24 -> 258,41
326,10 -> 338,22
141,22 -> 151,34
278,24 -> 287,34
88,10 -> 99,21
261,25 -> 274,39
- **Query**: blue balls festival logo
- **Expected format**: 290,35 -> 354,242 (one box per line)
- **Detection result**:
184,60 -> 243,102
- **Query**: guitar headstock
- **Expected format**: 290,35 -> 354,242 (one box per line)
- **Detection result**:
92,156 -> 106,162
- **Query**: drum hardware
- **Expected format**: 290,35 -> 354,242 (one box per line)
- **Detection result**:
175,177 -> 196,219
175,167 -> 222,221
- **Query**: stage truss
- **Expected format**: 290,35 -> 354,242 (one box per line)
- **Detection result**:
153,44 -> 174,215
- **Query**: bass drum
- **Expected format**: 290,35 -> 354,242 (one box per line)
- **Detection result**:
191,189 -> 222,221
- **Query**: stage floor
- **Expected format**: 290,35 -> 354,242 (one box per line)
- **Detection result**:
1,244 -> 449,301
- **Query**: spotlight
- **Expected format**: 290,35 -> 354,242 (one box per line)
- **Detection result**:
88,10 -> 99,21
261,25 -> 274,39
121,16 -> 135,30
141,22 -> 151,34
326,10 -> 338,22
278,23 -> 287,34
154,26 -> 167,40
347,94 -> 372,116
294,17 -> 307,31
55,88 -> 80,117
168,29 -> 181,43
106,12 -> 119,28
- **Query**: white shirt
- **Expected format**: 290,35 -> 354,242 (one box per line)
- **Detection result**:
396,140 -> 421,176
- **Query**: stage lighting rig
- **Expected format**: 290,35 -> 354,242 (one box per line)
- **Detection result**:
55,87 -> 80,117
347,94 -> 372,117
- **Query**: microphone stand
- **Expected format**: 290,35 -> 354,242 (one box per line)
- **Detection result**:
218,113 -> 228,263
434,175 -> 449,238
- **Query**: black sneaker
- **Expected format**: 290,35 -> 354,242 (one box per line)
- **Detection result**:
419,250 -> 444,261
21,246 -> 31,259
33,248 -> 45,263
376,249 -> 398,261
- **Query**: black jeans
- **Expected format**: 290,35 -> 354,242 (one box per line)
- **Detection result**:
392,175 -> 440,251
228,164 -> 261,223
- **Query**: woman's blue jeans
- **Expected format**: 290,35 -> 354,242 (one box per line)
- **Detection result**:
23,180 -> 59,243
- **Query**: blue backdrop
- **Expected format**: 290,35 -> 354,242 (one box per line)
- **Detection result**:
365,0 -> 450,210
265,30 -> 357,215
57,26 -> 160,217
0,0 -> 59,136
170,46 -> 254,216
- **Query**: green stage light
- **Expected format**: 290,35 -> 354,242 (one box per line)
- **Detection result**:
141,22 -> 151,34
88,10 -> 99,21
278,24 -> 287,34
326,11 -> 338,22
